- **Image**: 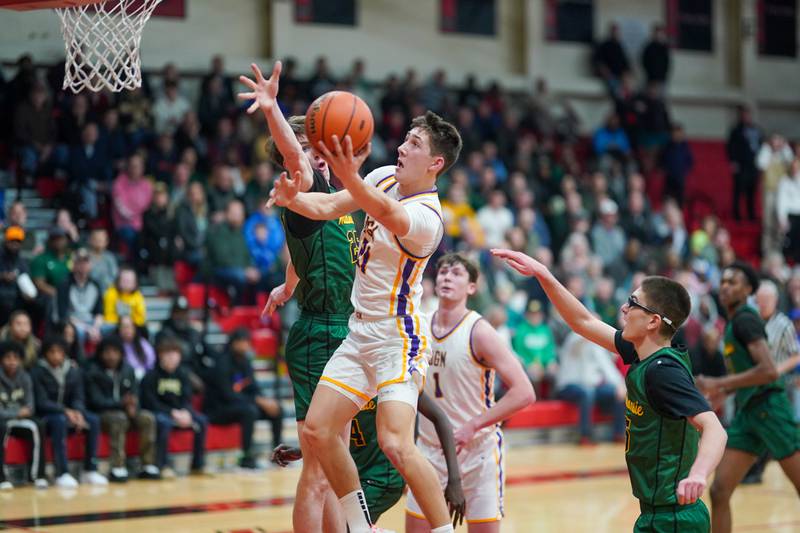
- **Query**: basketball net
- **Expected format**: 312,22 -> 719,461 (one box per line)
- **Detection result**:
56,0 -> 162,92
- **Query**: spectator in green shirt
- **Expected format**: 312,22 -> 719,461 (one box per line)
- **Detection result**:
30,228 -> 71,298
205,199 -> 263,304
513,299 -> 559,394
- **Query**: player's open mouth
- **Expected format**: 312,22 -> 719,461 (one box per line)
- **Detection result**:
397,159 -> 404,168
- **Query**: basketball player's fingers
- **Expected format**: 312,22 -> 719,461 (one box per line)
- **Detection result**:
247,101 -> 259,114
265,197 -> 275,208
505,258 -> 527,272
330,135 -> 344,156
342,135 -> 354,158
237,91 -> 256,100
251,63 -> 265,83
271,60 -> 282,81
239,75 -> 257,90
316,140 -> 335,161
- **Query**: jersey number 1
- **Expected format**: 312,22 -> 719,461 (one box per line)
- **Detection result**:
433,372 -> 443,398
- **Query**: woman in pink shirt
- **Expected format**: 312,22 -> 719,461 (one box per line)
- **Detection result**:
112,153 -> 153,259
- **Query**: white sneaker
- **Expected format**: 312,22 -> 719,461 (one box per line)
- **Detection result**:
0,481 -> 12,490
80,471 -> 108,486
34,478 -> 49,489
55,473 -> 79,488
160,467 -> 176,480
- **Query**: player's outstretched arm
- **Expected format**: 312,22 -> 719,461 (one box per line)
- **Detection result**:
418,392 -> 465,527
491,248 -> 618,354
676,411 -> 727,505
317,135 -> 411,237
271,170 -> 359,220
452,320 -> 536,449
239,61 -> 314,192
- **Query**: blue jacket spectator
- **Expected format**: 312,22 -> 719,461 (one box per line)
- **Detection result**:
244,206 -> 284,275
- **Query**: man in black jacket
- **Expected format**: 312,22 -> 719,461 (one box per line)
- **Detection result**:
592,22 -> 631,96
140,339 -> 207,477
726,106 -> 764,220
31,337 -> 107,487
642,24 -> 671,87
203,329 -> 282,469
85,337 -> 160,482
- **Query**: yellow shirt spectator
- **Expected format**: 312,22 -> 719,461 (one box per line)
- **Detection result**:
103,267 -> 147,326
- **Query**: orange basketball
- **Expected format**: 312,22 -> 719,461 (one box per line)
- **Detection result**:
305,91 -> 374,156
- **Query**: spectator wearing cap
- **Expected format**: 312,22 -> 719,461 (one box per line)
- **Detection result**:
54,248 -> 103,344
30,227 -> 71,306
0,226 -> 36,325
203,329 -> 283,469
591,198 -> 626,267
512,300 -> 558,395
112,153 -> 153,260
140,182 -> 176,291
555,329 -> 627,445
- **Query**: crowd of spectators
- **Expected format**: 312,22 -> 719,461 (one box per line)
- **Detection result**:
0,29 -> 799,469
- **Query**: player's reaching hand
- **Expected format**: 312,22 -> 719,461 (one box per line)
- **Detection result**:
444,478 -> 466,527
316,135 -> 371,185
269,170 -> 303,208
263,282 -> 294,317
453,421 -> 477,452
270,444 -> 302,467
676,473 -> 706,505
490,248 -> 549,279
238,61 -> 281,115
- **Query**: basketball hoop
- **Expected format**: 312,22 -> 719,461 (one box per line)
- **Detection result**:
1,0 -> 162,92
57,0 -> 163,92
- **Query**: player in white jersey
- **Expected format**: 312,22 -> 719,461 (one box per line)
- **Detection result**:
271,112 -> 463,533
406,253 -> 536,532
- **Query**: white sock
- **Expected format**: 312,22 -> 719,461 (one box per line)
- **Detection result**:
431,525 -> 455,533
339,489 -> 372,532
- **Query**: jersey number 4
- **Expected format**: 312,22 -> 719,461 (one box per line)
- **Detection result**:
350,419 -> 366,448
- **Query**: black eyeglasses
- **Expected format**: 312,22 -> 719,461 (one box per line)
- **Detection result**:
627,296 -> 676,331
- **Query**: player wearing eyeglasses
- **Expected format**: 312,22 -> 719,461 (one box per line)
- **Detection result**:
491,248 -> 727,533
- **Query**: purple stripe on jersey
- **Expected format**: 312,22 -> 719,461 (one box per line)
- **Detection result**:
395,258 -> 416,316
403,313 -> 421,362
497,429 -> 505,516
375,174 -> 396,188
384,182 -> 397,192
483,370 -> 492,409
399,188 -> 438,201
421,202 -> 444,227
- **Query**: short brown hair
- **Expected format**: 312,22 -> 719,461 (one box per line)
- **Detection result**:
156,338 -> 184,357
640,276 -> 691,338
410,111 -> 462,177
266,115 -> 306,168
435,252 -> 479,283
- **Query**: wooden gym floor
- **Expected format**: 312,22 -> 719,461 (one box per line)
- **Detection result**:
0,443 -> 797,532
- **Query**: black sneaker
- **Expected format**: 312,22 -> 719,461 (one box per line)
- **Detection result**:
109,467 -> 129,483
239,457 -> 258,470
138,465 -> 162,480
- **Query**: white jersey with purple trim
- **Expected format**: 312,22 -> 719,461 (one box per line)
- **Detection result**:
418,310 -> 498,447
352,165 -> 444,320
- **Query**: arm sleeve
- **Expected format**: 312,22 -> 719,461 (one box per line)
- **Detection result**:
131,292 -> 147,326
397,201 -> 444,258
284,170 -> 328,239
645,358 -> 711,419
614,330 -> 638,365
69,370 -> 86,411
104,288 -> 118,324
732,312 -> 767,346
